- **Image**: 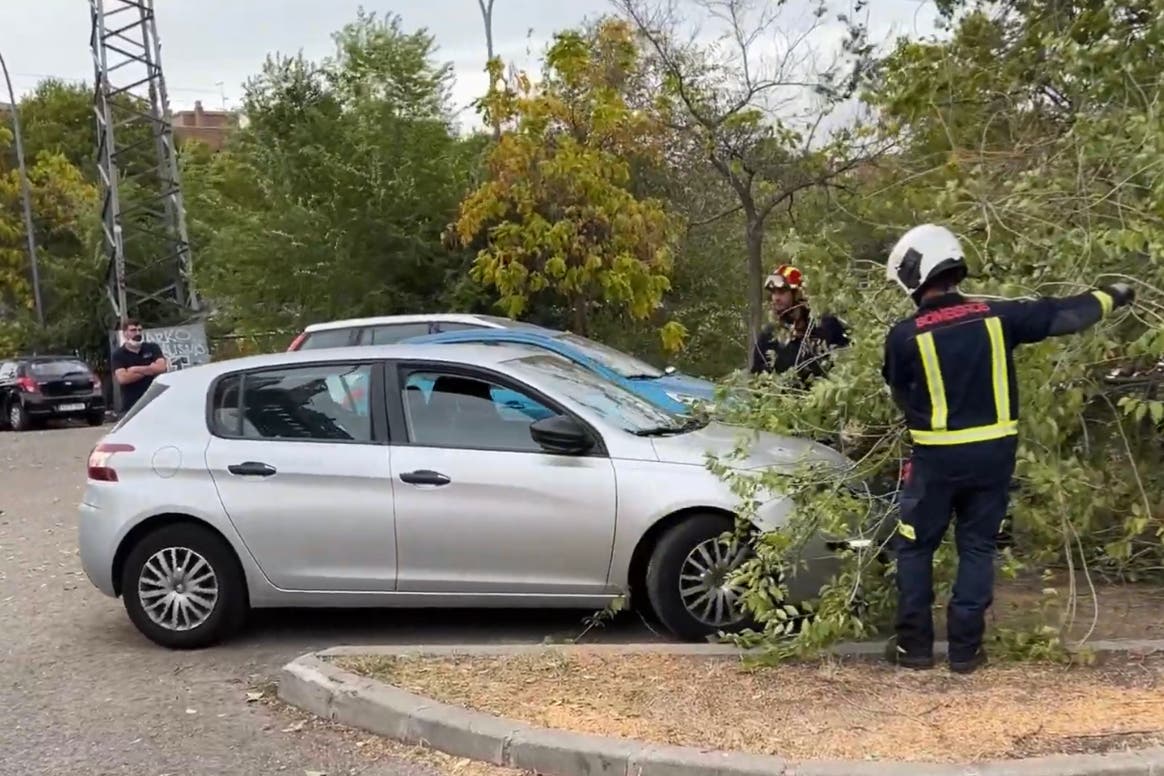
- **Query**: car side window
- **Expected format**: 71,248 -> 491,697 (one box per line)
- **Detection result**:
298,328 -> 356,350
0,362 -> 13,380
210,364 -> 375,443
364,323 -> 432,345
432,322 -> 485,333
400,370 -> 556,452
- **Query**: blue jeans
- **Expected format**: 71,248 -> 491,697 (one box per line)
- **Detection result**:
893,439 -> 1016,663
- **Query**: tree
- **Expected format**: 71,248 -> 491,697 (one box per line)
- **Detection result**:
451,18 -> 683,344
0,127 -> 101,356
611,0 -> 890,357
10,80 -> 95,173
706,0 -> 1164,662
186,11 -> 478,333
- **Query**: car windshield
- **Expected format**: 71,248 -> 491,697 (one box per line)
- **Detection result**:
504,353 -> 689,434
556,333 -> 665,379
29,360 -> 90,377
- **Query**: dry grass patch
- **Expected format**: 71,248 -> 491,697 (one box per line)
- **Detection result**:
336,651 -> 1164,764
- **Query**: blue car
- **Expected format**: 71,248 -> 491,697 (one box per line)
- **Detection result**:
400,327 -> 717,414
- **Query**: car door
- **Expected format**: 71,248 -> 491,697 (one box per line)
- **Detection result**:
386,361 -> 618,595
203,359 -> 398,592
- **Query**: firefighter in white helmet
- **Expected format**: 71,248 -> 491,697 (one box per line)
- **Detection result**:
881,223 -> 1135,674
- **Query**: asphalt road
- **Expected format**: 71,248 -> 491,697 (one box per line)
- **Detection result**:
0,424 -> 660,776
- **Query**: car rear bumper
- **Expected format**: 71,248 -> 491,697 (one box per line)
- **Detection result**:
24,393 -> 105,417
78,500 -> 117,597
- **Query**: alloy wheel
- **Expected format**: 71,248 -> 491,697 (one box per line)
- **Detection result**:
678,536 -> 750,627
137,547 -> 220,632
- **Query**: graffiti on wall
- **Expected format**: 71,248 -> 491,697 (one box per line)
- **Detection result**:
108,322 -> 211,372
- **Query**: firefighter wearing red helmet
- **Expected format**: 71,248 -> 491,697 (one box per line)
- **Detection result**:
750,263 -> 849,380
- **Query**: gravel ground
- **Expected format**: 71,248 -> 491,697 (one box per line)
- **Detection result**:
0,424 -> 656,776
344,651 -> 1164,763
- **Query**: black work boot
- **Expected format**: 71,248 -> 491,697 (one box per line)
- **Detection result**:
884,636 -> 935,670
949,649 -> 988,675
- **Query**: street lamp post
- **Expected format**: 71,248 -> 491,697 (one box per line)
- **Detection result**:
0,47 -> 45,327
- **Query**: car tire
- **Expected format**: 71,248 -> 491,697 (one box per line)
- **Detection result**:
644,514 -> 755,641
86,410 -> 106,427
7,400 -> 31,432
120,523 -> 248,649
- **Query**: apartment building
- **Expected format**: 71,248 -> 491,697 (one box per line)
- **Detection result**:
172,100 -> 235,151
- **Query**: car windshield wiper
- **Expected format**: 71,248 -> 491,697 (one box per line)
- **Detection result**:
632,415 -> 708,436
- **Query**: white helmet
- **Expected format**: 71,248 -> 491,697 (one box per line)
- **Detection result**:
886,224 -> 969,297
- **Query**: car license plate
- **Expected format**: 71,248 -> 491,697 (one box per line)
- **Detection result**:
58,403 -> 85,412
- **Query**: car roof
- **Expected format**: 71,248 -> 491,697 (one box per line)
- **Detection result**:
155,342 -> 558,386
302,313 -> 511,333
13,354 -> 88,362
408,328 -> 565,343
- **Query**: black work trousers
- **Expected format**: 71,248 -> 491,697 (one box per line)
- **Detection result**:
893,437 -> 1017,663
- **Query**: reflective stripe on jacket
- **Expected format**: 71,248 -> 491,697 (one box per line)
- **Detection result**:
881,289 -> 1114,447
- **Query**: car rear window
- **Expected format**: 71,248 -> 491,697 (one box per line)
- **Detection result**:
111,382 -> 169,431
298,328 -> 355,350
28,360 -> 91,377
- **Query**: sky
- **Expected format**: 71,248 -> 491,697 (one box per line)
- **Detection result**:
1,0 -> 942,132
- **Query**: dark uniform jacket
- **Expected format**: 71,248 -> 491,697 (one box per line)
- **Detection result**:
881,289 -> 1117,448
751,308 -> 849,380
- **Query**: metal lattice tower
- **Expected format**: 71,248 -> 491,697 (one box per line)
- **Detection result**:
90,0 -> 199,326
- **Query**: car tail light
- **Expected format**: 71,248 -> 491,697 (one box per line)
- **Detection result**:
16,376 -> 39,393
87,442 -> 135,482
287,332 -> 307,351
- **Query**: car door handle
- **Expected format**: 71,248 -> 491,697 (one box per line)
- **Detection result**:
399,469 -> 450,486
228,461 -> 277,477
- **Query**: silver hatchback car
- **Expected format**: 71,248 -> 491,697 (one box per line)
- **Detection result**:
79,342 -> 857,648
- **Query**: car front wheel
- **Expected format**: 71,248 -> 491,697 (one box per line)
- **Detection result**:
120,523 -> 248,649
644,514 -> 755,641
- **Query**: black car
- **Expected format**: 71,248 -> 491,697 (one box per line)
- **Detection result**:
0,355 -> 107,431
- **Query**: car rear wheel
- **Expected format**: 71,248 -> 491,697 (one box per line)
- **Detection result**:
644,514 -> 755,641
7,401 -> 31,432
120,523 -> 248,649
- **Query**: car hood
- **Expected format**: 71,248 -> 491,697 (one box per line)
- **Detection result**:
632,372 -> 717,399
649,421 -> 852,472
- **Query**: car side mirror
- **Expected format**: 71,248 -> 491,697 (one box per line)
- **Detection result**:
529,414 -> 594,455
664,366 -> 677,375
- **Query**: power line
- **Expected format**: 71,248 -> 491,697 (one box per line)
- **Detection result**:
8,69 -> 229,97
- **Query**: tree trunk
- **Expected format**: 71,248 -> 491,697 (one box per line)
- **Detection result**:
477,0 -> 501,142
572,294 -> 588,335
744,218 -> 765,369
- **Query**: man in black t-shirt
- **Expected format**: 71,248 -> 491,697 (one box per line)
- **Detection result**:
111,319 -> 168,414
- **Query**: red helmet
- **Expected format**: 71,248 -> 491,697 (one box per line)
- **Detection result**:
765,264 -> 804,291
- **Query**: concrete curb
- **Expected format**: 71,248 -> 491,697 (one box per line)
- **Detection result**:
278,641 -> 1164,776
311,638 -> 1164,661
